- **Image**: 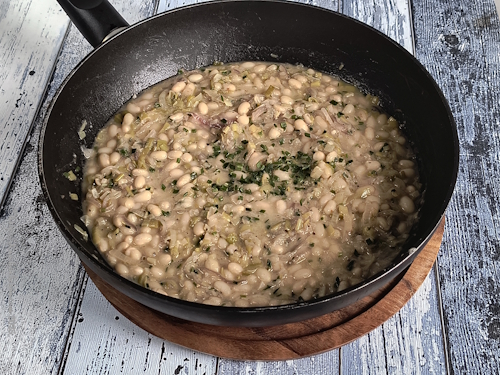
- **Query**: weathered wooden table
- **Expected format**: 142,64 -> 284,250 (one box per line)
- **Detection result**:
1,0 -> 499,373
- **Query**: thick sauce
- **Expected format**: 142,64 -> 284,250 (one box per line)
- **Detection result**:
82,62 -> 421,307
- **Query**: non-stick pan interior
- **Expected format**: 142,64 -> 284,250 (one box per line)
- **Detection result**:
40,0 -> 458,326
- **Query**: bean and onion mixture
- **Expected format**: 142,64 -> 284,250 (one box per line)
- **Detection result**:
82,62 -> 421,307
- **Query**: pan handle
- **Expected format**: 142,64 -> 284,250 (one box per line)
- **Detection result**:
56,0 -> 129,48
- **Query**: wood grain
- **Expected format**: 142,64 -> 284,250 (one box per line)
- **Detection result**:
343,0 -> 414,53
61,278 -> 218,375
412,0 -> 500,373
0,1 -> 69,211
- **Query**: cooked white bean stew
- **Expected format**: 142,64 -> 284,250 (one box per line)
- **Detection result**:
82,62 -> 421,307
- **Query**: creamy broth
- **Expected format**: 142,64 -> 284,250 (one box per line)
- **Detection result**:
82,62 -> 421,307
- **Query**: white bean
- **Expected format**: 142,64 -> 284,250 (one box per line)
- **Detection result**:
165,161 -> 180,171
324,200 -> 337,215
310,207 -> 321,222
167,150 -> 182,159
205,258 -> 220,273
182,82 -> 195,96
108,124 -> 118,138
134,175 -> 146,189
294,268 -> 312,279
240,62 -> 255,69
122,113 -> 134,133
159,201 -> 171,211
176,173 -> 191,187
188,73 -> 203,83
256,268 -> 272,283
294,119 -> 308,132
280,95 -> 293,105
238,115 -> 249,125
115,263 -> 129,276
288,78 -> 302,89
123,198 -> 134,209
147,204 -> 162,217
126,103 -> 140,114
130,266 -> 144,276
98,153 -> 110,168
204,297 -> 222,306
399,196 -> 415,213
326,151 -> 338,163
253,64 -> 267,73
365,160 -> 381,170
172,81 -> 186,93
193,221 -> 205,236
343,104 -> 355,114
268,127 -> 281,140
181,153 -> 193,163
273,169 -> 290,181
109,152 -> 120,165
169,112 -> 184,122
313,151 -> 325,161
238,101 -> 251,115
315,116 -> 328,130
97,147 -> 113,154
276,200 -> 287,214
214,280 -> 232,297
134,233 -> 152,246
158,253 -> 172,266
132,169 -> 149,177
150,267 -> 164,279
134,190 -> 151,203
125,247 -> 142,261
401,168 -> 415,178
228,262 -> 243,275
127,213 -> 138,224
365,127 -> 375,140
151,150 -> 167,161
198,101 -> 209,114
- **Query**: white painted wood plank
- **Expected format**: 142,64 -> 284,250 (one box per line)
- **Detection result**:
0,0 -> 69,210
343,0 -> 414,53
217,354 -> 340,375
412,0 -> 500,373
0,97 -> 86,375
342,269 -> 447,374
339,0 -> 448,373
60,279 -> 217,375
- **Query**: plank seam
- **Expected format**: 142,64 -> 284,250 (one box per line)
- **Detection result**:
433,260 -> 453,375
153,0 -> 161,15
338,348 -> 342,375
0,19 -> 71,214
407,0 -> 417,55
56,271 -> 90,375
214,357 -> 220,375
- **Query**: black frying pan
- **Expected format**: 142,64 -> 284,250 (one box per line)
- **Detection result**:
39,0 -> 459,327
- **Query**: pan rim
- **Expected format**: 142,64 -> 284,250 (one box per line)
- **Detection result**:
38,0 -> 459,326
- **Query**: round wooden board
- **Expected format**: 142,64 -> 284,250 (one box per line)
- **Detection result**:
84,219 -> 444,361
